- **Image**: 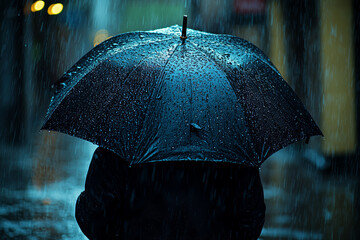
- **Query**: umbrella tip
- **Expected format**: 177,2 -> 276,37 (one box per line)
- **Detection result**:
180,15 -> 188,42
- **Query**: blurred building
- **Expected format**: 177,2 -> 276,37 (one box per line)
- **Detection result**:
0,0 -> 27,145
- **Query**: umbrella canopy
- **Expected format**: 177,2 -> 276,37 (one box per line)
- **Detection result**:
42,24 -> 322,167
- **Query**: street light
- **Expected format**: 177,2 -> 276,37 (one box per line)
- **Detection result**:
48,3 -> 63,15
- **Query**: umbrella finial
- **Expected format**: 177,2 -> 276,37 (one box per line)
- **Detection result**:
181,15 -> 187,43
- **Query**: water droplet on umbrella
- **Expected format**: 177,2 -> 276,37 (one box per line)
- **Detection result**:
55,82 -> 66,93
190,123 -> 202,132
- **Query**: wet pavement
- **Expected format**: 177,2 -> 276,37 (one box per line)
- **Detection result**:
0,132 -> 359,239
0,133 -> 95,240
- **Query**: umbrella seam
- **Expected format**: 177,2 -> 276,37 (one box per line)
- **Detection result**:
43,37 -> 176,123
135,42 -> 182,163
98,39 -> 181,160
191,35 -> 280,76
187,41 -> 322,165
70,39 -> 179,152
187,41 -> 261,165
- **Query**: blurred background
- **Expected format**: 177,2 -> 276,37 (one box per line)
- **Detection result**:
0,0 -> 359,239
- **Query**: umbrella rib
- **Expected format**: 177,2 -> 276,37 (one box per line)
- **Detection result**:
187,41 -> 242,93
188,41 -> 264,164
115,38 -> 177,85
44,37 -> 176,123
90,52 -> 149,139
134,42 -> 182,163
152,42 -> 182,87
92,38 -> 177,116
187,41 -> 278,164
192,40 -> 310,128
86,38 -> 179,153
191,36 -> 280,76
188,41 -> 270,104
69,37 -> 176,87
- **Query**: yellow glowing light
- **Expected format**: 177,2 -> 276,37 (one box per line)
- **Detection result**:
93,29 -> 109,46
48,3 -> 63,15
31,1 -> 45,12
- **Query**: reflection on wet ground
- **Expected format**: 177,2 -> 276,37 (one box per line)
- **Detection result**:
0,133 -> 95,240
0,133 -> 359,239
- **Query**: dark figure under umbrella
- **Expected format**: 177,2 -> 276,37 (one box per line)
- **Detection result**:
76,147 -> 265,240
42,17 -> 322,240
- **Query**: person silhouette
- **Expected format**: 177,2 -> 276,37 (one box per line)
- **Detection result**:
76,147 -> 265,240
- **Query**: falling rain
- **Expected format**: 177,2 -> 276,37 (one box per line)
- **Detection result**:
0,0 -> 359,239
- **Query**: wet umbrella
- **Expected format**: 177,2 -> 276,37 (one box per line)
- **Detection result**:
42,16 -> 322,167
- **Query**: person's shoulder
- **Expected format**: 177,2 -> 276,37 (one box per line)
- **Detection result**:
93,147 -> 126,163
94,147 -> 116,156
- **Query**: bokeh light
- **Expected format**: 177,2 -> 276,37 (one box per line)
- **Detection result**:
30,0 -> 45,12
93,29 -> 109,46
48,3 -> 63,15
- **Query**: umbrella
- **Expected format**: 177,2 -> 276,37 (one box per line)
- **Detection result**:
42,16 -> 322,167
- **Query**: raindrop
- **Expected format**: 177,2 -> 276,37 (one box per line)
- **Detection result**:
55,82 -> 66,92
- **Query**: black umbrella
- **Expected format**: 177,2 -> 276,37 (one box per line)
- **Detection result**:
42,16 -> 322,167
